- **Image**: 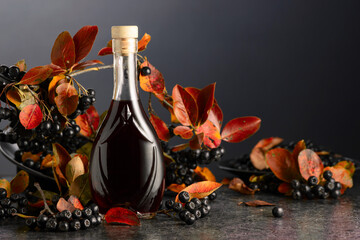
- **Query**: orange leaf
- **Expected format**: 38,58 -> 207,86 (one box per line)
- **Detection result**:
149,113 -> 170,141
167,184 -> 186,193
48,74 -> 66,104
22,152 -> 41,163
47,64 -> 66,77
6,88 -> 21,107
277,182 -> 292,194
138,33 -> 151,52
194,166 -> 216,182
40,154 -> 57,169
266,148 -> 301,183
323,162 -> 353,193
335,161 -> 355,177
98,47 -> 112,56
73,26 -> 98,63
18,66 -> 53,85
221,117 -> 261,143
175,181 -> 222,202
189,133 -> 204,150
298,149 -> 324,181
54,82 -> 79,116
53,143 -> 72,175
172,84 -> 198,126
195,120 -> 221,148
68,195 -> 84,210
173,126 -> 193,139
75,106 -> 100,137
228,178 -> 258,195
250,137 -> 284,170
51,31 -> 75,69
244,200 -> 275,207
57,198 -> 76,212
139,61 -> 165,94
171,143 -> 189,152
196,83 -> 215,125
105,207 -> 140,226
15,59 -> 27,71
19,104 -> 43,129
0,179 -> 11,197
292,140 -> 306,160
10,170 -> 29,194
221,178 -> 231,185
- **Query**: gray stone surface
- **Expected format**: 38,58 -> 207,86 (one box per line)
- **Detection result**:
1,172 -> 360,239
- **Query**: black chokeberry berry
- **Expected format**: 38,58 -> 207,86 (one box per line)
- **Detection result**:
185,201 -> 196,213
191,198 -> 201,209
19,197 -> 28,206
7,207 -> 17,216
324,181 -> 335,192
179,210 -> 191,221
313,185 -> 325,197
323,170 -> 333,181
72,209 -> 82,219
10,193 -> 20,202
58,221 -> 70,232
307,176 -> 318,186
208,192 -> 217,201
201,198 -> 210,206
290,179 -> 300,190
292,190 -> 302,200
178,191 -> 190,203
95,215 -> 102,225
37,214 -> 49,228
272,207 -> 284,218
70,219 -> 81,231
300,184 -> 311,194
8,66 -> 20,80
173,202 -> 183,212
60,210 -> 72,220
0,188 -> 7,199
18,207 -> 27,215
165,199 -> 175,209
89,215 -> 98,226
334,182 -> 342,190
87,89 -> 96,97
194,209 -> 202,219
25,218 -> 37,229
249,183 -> 259,190
199,206 -> 209,218
331,189 -> 341,199
24,159 -> 35,168
81,218 -> 91,229
183,176 -> 194,186
46,218 -> 58,231
185,213 -> 196,225
1,198 -> 11,207
0,65 -> 9,75
82,207 -> 93,218
140,66 -> 151,76
64,128 -> 75,138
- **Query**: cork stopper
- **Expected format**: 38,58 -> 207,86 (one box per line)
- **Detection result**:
111,26 -> 138,39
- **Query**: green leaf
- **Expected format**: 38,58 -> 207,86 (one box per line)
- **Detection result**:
69,173 -> 92,206
31,190 -> 58,201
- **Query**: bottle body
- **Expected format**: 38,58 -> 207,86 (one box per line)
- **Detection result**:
89,28 -> 165,213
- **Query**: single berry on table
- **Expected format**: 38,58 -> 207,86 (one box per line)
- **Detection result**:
272,207 -> 284,218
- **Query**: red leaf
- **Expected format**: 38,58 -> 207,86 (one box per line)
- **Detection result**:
173,126 -> 193,139
75,106 -> 100,137
68,195 -> 84,210
277,182 -> 292,194
196,83 -> 215,125
47,64 -> 66,77
189,133 -> 204,150
28,200 -> 52,208
51,31 -> 76,69
185,87 -> 200,100
139,61 -> 165,94
208,101 -> 223,131
149,113 -> 170,141
195,120 -> 221,148
266,148 -> 301,183
138,33 -> 151,52
250,137 -> 284,170
229,178 -> 258,195
19,104 -> 43,129
105,207 -> 140,226
175,181 -> 222,202
244,200 -> 275,207
172,84 -> 198,126
54,83 -> 79,116
171,143 -> 189,152
71,60 -> 103,71
18,66 -> 53,85
98,47 -> 112,56
292,140 -> 306,160
73,26 -> 98,63
57,198 -> 76,212
221,117 -> 261,143
298,149 -> 324,181
53,143 -> 72,178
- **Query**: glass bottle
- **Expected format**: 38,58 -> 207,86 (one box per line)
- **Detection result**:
89,26 -> 165,213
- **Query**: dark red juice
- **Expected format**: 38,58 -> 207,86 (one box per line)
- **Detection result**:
89,100 -> 165,213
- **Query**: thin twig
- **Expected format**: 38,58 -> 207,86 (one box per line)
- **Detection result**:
69,65 -> 113,77
34,182 -> 55,216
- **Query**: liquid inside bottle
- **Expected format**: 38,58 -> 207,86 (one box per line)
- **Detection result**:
89,26 -> 165,213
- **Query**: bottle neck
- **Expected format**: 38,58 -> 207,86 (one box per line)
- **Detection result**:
112,39 -> 138,101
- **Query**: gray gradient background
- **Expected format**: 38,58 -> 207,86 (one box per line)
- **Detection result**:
0,1 -> 359,176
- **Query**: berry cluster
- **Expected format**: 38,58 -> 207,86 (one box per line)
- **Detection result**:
0,65 -> 25,83
164,191 -> 216,225
69,89 -> 96,119
290,171 -> 341,200
26,197 -> 101,232
163,142 -> 225,186
248,174 -> 282,193
0,188 -> 28,219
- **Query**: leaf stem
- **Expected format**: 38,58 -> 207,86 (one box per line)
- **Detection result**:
34,182 -> 55,216
69,65 -> 113,77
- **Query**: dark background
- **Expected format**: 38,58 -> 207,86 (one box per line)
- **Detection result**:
0,0 -> 359,177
